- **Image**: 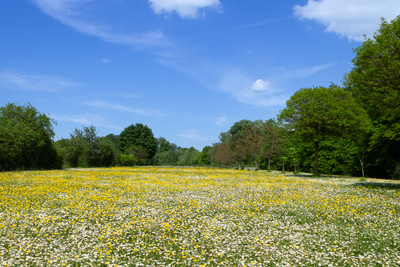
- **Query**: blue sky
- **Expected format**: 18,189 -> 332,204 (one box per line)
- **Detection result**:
1,0 -> 400,150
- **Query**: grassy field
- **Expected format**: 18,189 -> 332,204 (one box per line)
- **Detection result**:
0,167 -> 399,266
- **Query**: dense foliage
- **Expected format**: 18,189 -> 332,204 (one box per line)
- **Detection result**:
278,85 -> 371,175
119,123 -> 157,165
54,126 -> 120,168
0,103 -> 61,171
345,15 -> 400,178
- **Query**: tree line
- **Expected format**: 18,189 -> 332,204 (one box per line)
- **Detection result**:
1,16 -> 400,178
53,124 -> 211,168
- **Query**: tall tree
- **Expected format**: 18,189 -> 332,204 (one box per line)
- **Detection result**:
82,125 -> 101,167
157,137 -> 177,152
62,129 -> 87,167
228,120 -> 263,168
278,86 -> 371,175
0,103 -> 60,171
344,16 -> 400,177
261,119 -> 283,171
119,123 -> 157,163
99,137 -> 119,167
211,142 -> 234,166
240,127 -> 264,170
193,146 -> 212,165
229,119 -> 255,142
178,147 -> 199,166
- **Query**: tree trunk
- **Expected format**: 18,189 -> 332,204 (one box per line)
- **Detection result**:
314,141 -> 319,176
293,160 -> 296,174
359,159 -> 365,178
254,157 -> 258,170
360,145 -> 366,178
268,158 -> 271,171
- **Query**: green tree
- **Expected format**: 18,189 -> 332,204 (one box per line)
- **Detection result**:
82,125 -> 101,167
345,16 -> 400,177
213,119 -> 267,169
153,150 -> 179,165
239,127 -> 264,170
261,119 -> 283,171
56,125 -> 106,167
229,119 -> 255,142
153,137 -> 180,165
194,146 -> 212,165
118,123 -> 157,164
99,137 -> 119,167
278,86 -> 371,175
157,137 -> 177,152
62,129 -> 87,167
116,153 -> 136,166
210,142 -> 234,166
126,145 -> 149,165
178,147 -> 199,166
287,147 -> 298,174
0,103 -> 60,171
226,120 -> 263,169
317,137 -> 360,176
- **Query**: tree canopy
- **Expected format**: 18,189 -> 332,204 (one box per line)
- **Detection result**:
345,15 -> 400,177
0,103 -> 60,171
119,123 -> 158,164
278,86 -> 371,175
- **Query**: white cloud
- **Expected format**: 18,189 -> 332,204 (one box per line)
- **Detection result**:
51,113 -> 101,125
32,0 -> 169,48
284,63 -> 334,80
114,93 -> 141,99
101,58 -> 111,64
51,113 -> 122,131
294,0 -> 400,41
250,79 -> 270,92
149,0 -> 222,18
178,129 -> 208,141
212,116 -> 228,126
239,17 -> 290,29
217,70 -> 285,107
0,71 -> 80,92
84,100 -> 166,117
215,62 -> 335,108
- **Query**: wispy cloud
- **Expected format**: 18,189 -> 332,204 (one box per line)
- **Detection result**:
113,93 -> 141,99
212,116 -> 228,126
294,0 -> 400,41
101,58 -> 111,64
31,0 -> 171,49
178,129 -> 209,141
149,0 -> 222,19
84,100 -> 166,117
0,70 -> 80,92
283,63 -> 334,80
239,17 -> 290,29
216,63 -> 334,108
51,113 -> 103,126
51,113 -> 123,132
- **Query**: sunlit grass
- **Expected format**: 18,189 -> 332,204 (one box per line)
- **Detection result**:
0,167 -> 399,266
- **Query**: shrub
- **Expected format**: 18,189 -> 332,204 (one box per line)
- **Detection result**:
116,154 -> 136,166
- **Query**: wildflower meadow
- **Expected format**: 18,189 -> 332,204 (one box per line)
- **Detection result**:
0,167 -> 399,266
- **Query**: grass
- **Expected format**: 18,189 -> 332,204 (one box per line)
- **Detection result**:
0,167 -> 399,266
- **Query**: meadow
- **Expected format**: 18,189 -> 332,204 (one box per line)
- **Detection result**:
0,167 -> 399,266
